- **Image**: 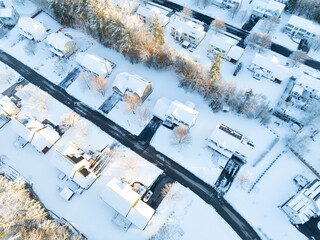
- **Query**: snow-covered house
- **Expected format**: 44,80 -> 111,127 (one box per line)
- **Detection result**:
170,18 -> 205,46
0,95 -> 20,128
52,142 -> 98,189
112,72 -> 152,103
100,178 -> 155,230
290,74 -> 320,101
76,52 -> 113,77
18,17 -> 47,42
135,4 -> 169,27
153,97 -> 198,129
9,114 -> 60,153
0,7 -> 19,26
222,0 -> 242,9
282,179 -> 320,224
46,32 -> 77,58
252,0 -> 285,18
208,34 -> 244,63
248,53 -> 289,84
207,123 -> 254,159
285,15 -> 320,40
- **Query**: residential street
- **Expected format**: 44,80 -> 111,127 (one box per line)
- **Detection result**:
0,50 -> 261,240
151,0 -> 320,70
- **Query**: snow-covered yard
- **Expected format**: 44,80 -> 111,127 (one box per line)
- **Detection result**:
0,61 -> 20,93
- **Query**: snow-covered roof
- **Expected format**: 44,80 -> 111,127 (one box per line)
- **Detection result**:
73,168 -> 97,189
112,72 -> 151,98
126,199 -> 155,230
76,52 -> 112,76
0,95 -> 20,116
0,8 -> 15,18
253,0 -> 267,14
152,97 -> 171,120
59,186 -> 74,201
166,100 -> 198,127
208,123 -> 253,159
52,143 -> 87,177
296,74 -> 320,93
252,53 -> 289,80
227,45 -> 244,61
100,178 -> 141,217
32,125 -> 60,152
253,0 -> 284,16
287,15 -> 313,30
46,32 -> 75,54
18,17 -> 47,41
171,18 -> 205,39
291,84 -> 304,96
209,34 -> 238,52
9,114 -> 44,142
136,5 -> 169,26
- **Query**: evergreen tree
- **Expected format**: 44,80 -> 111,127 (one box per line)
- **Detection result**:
152,14 -> 165,45
285,0 -> 298,13
209,53 -> 222,84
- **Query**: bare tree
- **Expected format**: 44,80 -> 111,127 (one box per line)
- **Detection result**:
54,58 -> 68,76
239,10 -> 248,23
181,6 -> 192,19
59,112 -> 81,132
24,40 -> 37,55
79,71 -> 92,90
24,88 -> 51,112
92,75 -> 108,97
237,171 -> 253,189
258,33 -> 272,52
123,93 -> 141,114
75,121 -> 88,138
245,32 -> 262,49
161,183 -> 180,201
210,19 -> 226,33
263,16 -> 279,33
288,50 -> 307,67
137,107 -> 150,122
172,125 -> 191,145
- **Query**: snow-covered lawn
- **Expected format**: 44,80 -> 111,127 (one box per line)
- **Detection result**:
5,0 -> 39,17
152,111 -> 277,185
227,144 -> 314,240
15,84 -> 72,125
0,61 -> 20,93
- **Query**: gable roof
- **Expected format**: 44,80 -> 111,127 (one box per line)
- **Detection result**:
0,95 -> 20,116
252,53 -> 289,80
18,17 -> 47,41
227,45 -> 244,60
288,15 -> 313,30
0,8 -> 16,18
171,18 -> 205,39
126,199 -> 155,230
112,72 -> 151,98
32,125 -> 60,152
166,100 -> 198,127
76,52 -> 112,76
136,5 -> 169,26
46,32 -> 75,53
100,178 -> 141,217
209,34 -> 238,52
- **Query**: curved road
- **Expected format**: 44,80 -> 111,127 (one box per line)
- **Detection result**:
0,50 -> 260,240
152,0 -> 320,70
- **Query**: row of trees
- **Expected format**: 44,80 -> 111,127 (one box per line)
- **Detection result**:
46,0 -> 271,123
286,0 -> 320,24
0,176 -> 84,240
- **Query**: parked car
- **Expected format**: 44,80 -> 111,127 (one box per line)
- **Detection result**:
143,190 -> 153,202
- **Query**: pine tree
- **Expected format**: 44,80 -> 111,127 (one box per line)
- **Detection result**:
152,14 -> 165,45
285,0 -> 298,13
209,53 -> 222,84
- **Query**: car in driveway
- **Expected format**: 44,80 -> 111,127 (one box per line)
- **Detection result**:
143,190 -> 153,202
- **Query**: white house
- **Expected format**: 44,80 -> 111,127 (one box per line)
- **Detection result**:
290,74 -> 320,101
285,15 -> 320,40
100,178 -> 155,230
208,34 -> 244,63
0,7 -> 19,26
112,72 -> 152,103
76,52 -> 113,77
46,32 -> 77,58
222,0 -> 242,9
282,179 -> 320,224
51,142 -> 98,189
171,18 -> 205,46
252,0 -> 285,18
135,4 -> 169,27
0,95 -> 20,128
207,123 -> 254,159
248,53 -> 289,84
153,97 -> 198,129
9,114 -> 60,153
18,17 -> 47,42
